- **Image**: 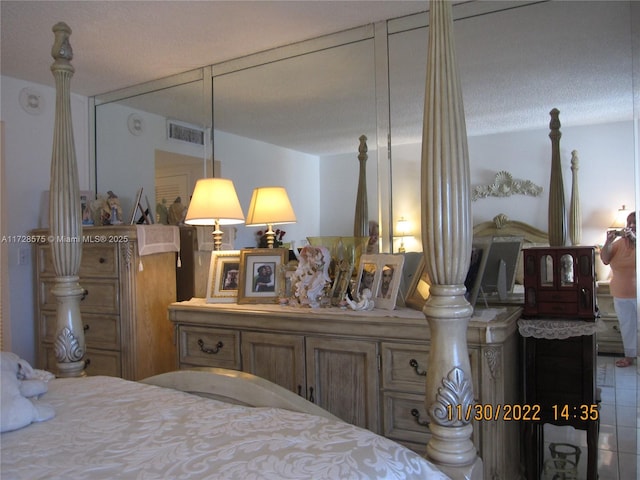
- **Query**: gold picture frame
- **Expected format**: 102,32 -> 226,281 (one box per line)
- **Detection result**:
406,256 -> 432,311
206,250 -> 240,303
237,248 -> 288,304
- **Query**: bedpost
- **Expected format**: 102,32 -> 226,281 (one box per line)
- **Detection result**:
354,135 -> 369,237
569,150 -> 581,245
547,108 -> 567,246
49,22 -> 86,377
420,1 -> 482,478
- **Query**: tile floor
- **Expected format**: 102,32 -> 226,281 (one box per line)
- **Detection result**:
542,355 -> 638,480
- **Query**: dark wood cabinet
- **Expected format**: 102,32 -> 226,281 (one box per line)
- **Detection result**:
522,246 -> 597,319
521,333 -> 599,480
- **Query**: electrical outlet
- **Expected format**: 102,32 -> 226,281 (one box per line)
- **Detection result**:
18,246 -> 29,266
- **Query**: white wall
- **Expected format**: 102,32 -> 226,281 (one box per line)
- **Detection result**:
1,75 -> 89,363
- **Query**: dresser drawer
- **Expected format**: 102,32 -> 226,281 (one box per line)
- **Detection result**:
178,326 -> 241,369
536,302 -> 578,316
537,290 -> 578,303
40,311 -> 120,350
381,342 -> 429,392
41,344 -> 121,377
382,391 -> 431,446
39,278 -> 119,314
38,243 -> 119,278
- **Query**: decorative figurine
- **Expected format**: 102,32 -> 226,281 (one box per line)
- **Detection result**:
292,245 -> 331,308
167,196 -> 187,225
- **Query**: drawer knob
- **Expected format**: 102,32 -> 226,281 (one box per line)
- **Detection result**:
409,358 -> 427,376
411,408 -> 430,427
99,257 -> 106,264
84,358 -> 91,368
84,324 -> 90,332
197,339 -> 224,355
81,289 -> 88,301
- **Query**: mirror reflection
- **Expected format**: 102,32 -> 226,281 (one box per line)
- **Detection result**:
92,1 -> 637,254
95,76 -> 209,220
212,37 -> 377,248
388,1 -> 636,251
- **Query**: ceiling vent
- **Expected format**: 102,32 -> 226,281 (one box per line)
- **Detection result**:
167,120 -> 204,145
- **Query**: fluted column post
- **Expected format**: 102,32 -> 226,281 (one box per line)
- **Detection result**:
353,135 -> 369,237
421,2 -> 481,478
569,150 -> 581,245
548,108 -> 567,246
49,22 -> 86,377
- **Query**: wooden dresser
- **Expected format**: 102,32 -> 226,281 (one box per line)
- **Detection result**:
34,226 -> 178,380
595,281 -> 624,354
169,299 -> 523,480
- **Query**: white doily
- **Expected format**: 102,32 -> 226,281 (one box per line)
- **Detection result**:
518,318 -> 605,339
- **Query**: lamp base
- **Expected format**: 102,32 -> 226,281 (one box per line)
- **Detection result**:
212,220 -> 223,251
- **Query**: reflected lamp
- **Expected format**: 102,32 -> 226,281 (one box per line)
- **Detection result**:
184,178 -> 245,250
610,204 -> 630,230
246,186 -> 296,248
395,217 -> 410,253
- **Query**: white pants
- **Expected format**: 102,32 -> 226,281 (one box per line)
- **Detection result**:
613,297 -> 638,358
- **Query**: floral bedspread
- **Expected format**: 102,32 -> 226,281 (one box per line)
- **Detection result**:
1,376 -> 449,479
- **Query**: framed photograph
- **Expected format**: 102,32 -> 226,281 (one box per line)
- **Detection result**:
355,254 -> 378,298
237,248 -> 288,304
206,250 -> 241,303
374,254 -> 405,310
329,259 -> 354,305
406,257 -> 432,311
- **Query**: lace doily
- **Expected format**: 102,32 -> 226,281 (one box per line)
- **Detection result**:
518,318 -> 604,339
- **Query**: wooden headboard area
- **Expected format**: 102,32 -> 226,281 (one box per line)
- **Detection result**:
473,213 -> 549,285
473,213 -> 549,245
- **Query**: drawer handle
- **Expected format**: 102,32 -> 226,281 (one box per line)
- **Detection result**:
84,358 -> 91,368
84,324 -> 90,332
81,289 -> 88,301
99,257 -> 106,264
613,325 -> 620,332
409,358 -> 427,376
411,408 -> 430,427
197,339 -> 224,355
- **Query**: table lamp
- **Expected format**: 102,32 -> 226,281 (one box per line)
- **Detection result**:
395,217 -> 410,253
246,186 -> 296,248
609,204 -> 629,230
184,178 -> 245,250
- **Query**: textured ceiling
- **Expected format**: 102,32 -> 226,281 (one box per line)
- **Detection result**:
1,1 -> 636,156
0,0 -> 429,96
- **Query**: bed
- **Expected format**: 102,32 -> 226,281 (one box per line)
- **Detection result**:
6,3 -> 509,479
1,369 -> 449,479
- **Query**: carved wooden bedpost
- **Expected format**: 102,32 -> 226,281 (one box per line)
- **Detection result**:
353,135 -> 369,237
569,150 -> 581,245
49,22 -> 86,377
421,1 -> 481,478
548,108 -> 567,246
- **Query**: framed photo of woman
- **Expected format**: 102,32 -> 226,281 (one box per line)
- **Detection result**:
237,248 -> 288,304
206,250 -> 240,303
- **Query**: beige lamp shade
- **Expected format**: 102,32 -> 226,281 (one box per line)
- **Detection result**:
184,178 -> 245,226
245,186 -> 296,226
610,204 -> 630,229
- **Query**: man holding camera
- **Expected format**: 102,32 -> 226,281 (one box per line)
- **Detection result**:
601,211 -> 637,367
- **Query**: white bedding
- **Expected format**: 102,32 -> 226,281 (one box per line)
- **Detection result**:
1,376 -> 449,480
